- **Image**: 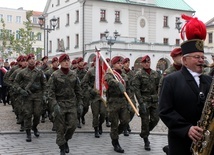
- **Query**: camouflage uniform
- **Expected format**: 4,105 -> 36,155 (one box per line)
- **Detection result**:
8,67 -> 25,130
75,67 -> 88,127
158,64 -> 181,96
14,66 -> 47,134
40,64 -> 50,123
44,67 -> 59,131
122,68 -> 136,134
132,68 -> 160,141
48,69 -> 83,147
81,67 -> 106,137
3,65 -> 19,109
104,70 -> 130,140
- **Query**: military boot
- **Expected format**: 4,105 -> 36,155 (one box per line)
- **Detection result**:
20,122 -> 24,132
99,124 -> 103,135
144,137 -> 151,151
112,139 -> 124,153
123,129 -> 129,136
77,118 -> 81,128
26,129 -> 31,142
81,116 -> 85,124
59,144 -> 65,155
32,126 -> 40,137
94,127 -> 100,138
127,124 -> 131,133
64,142 -> 69,153
41,114 -> 45,123
106,117 -> 111,127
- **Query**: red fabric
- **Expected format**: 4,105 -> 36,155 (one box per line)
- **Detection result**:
142,55 -> 150,62
170,48 -> 182,57
61,67 -> 69,74
41,56 -> 48,61
0,67 -> 7,74
52,57 -> 58,63
26,54 -> 35,61
181,14 -> 206,41
76,57 -> 83,63
16,55 -> 23,62
59,54 -> 70,63
122,58 -> 130,64
111,56 -> 122,65
71,59 -> 77,65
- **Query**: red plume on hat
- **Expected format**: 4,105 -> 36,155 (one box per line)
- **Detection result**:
180,14 -> 207,41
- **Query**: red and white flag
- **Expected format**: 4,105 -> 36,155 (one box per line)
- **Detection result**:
0,67 -> 8,74
95,51 -> 108,101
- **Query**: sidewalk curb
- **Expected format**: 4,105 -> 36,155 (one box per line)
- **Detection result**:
0,130 -> 167,136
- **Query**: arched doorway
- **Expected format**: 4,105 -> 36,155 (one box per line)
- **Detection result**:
156,58 -> 170,75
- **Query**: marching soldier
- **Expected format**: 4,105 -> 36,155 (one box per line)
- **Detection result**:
48,54 -> 83,155
122,58 -> 136,136
75,57 -> 88,128
132,55 -> 160,151
104,56 -> 130,153
81,56 -> 106,138
8,56 -> 28,132
14,53 -> 47,142
40,56 -> 50,123
44,57 -> 59,131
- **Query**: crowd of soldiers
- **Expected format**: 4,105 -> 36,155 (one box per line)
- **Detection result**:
1,52 -> 163,155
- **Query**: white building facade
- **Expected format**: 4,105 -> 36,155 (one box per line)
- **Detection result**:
43,0 -> 214,71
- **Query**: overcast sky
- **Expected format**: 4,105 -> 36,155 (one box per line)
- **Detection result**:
0,0 -> 212,22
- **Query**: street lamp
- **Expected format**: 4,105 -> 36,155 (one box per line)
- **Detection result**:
104,30 -> 120,61
38,15 -> 58,57
175,19 -> 182,33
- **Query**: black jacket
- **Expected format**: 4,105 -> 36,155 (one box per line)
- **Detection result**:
159,66 -> 213,155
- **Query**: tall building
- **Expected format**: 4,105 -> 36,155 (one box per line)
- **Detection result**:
0,7 -> 43,63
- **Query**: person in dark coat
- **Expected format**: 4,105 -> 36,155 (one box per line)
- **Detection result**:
159,14 -> 214,155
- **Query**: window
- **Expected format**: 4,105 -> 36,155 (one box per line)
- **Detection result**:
30,32 -> 34,40
49,40 -> 52,53
57,39 -> 60,51
16,16 -> 21,23
33,17 -> 37,24
56,0 -> 60,6
0,14 -> 3,20
208,33 -> 213,43
175,39 -> 180,45
66,36 -> 70,50
7,15 -> 12,23
37,33 -> 41,41
115,11 -> 120,23
56,17 -> 60,29
163,16 -> 168,27
163,38 -> 168,44
75,10 -> 79,23
100,33 -> 106,40
100,9 -> 106,21
175,17 -> 180,28
16,30 -> 20,39
75,34 -> 79,48
66,14 -> 70,26
140,37 -> 145,43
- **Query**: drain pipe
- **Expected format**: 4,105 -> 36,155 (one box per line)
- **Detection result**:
82,0 -> 86,59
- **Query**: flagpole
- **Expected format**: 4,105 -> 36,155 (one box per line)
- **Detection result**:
95,47 -> 140,117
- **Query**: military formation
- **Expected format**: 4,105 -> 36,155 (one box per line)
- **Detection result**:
1,52 -> 167,155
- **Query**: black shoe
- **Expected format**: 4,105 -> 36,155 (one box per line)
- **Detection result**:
112,139 -> 124,153
94,127 -> 100,138
163,145 -> 169,155
65,142 -> 69,153
127,124 -> 131,133
123,129 -> 129,136
20,123 -> 24,132
59,144 -> 65,155
32,127 -> 40,137
52,124 -> 56,131
81,116 -> 85,124
26,129 -> 31,142
99,124 -> 103,135
144,138 -> 151,151
41,117 -> 45,123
